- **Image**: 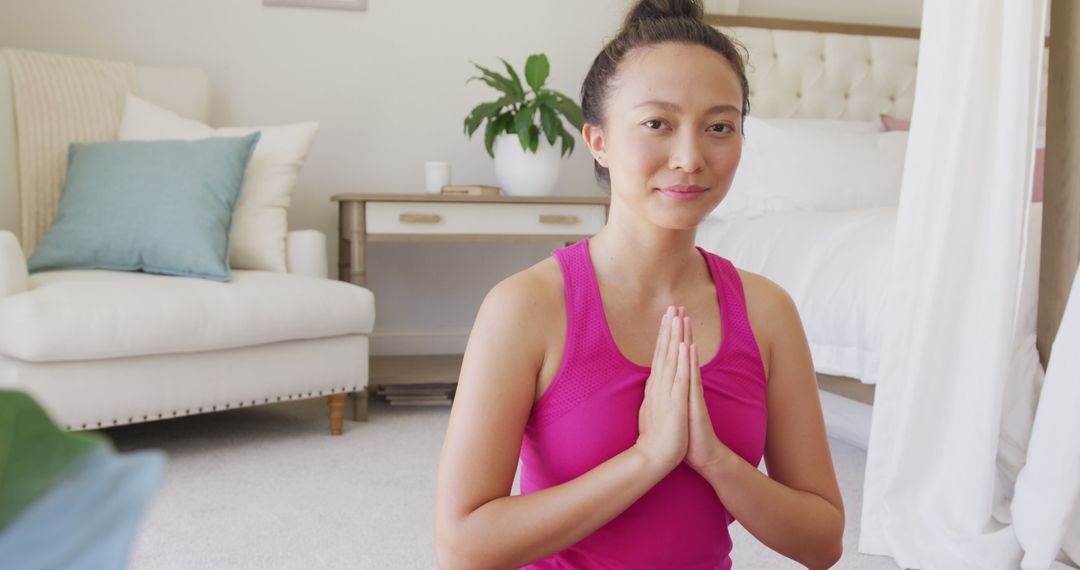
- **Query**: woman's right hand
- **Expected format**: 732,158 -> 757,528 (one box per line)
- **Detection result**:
634,305 -> 691,474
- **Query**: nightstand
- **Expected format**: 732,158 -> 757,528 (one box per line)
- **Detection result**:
331,193 -> 609,408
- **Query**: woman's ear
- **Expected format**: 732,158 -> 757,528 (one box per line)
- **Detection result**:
582,123 -> 609,168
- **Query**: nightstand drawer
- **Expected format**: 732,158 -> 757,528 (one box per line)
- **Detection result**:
366,201 -> 606,236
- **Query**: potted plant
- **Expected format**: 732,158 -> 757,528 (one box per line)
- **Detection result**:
463,54 -> 584,196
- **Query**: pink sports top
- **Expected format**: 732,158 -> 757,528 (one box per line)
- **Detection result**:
518,239 -> 769,569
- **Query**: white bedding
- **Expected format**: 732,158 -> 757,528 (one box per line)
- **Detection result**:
696,203 -> 1043,384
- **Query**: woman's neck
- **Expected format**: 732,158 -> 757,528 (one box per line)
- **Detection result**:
588,212 -> 704,299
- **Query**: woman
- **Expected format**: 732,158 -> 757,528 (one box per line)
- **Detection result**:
434,1 -> 844,567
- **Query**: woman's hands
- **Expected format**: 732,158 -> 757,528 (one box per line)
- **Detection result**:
634,306 -> 733,478
679,307 -> 732,476
634,306 -> 690,473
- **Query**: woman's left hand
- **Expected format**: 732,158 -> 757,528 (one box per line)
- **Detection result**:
679,307 -> 735,476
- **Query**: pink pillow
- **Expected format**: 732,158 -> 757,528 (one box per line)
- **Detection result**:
1032,148 -> 1044,202
879,113 -> 911,132
879,114 -> 1044,202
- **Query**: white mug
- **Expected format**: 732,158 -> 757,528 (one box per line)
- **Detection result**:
425,161 -> 451,194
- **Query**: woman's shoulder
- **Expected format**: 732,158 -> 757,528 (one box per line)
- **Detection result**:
481,256 -> 564,338
487,255 -> 563,309
729,266 -> 793,377
475,256 -> 565,375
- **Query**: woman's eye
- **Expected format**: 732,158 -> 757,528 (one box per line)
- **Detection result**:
643,119 -> 666,129
709,123 -> 736,134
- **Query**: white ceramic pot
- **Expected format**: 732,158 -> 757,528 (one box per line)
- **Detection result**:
493,133 -> 561,196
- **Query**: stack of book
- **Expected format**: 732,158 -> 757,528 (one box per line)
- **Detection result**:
441,184 -> 501,196
376,383 -> 455,406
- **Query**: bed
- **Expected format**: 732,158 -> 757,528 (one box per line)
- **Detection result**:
698,16 -> 1050,448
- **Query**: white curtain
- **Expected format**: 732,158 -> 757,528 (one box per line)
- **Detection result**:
1012,267 -> 1080,568
856,0 -> 1080,567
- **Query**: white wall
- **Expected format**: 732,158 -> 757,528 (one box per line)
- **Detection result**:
0,0 -> 921,355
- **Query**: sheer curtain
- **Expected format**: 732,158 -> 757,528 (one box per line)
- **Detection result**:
855,0 -> 1079,567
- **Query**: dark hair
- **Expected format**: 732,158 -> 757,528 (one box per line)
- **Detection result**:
581,0 -> 750,187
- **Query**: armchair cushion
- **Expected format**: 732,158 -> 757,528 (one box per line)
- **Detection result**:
26,134 -> 260,282
0,231 -> 28,298
0,270 -> 374,363
118,94 -> 319,274
286,230 -> 328,279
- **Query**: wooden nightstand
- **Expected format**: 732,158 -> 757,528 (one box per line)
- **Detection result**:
331,192 -> 609,407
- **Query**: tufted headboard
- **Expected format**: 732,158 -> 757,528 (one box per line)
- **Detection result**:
706,15 -> 1049,126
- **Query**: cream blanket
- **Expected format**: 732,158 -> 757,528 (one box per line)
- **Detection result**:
2,49 -> 139,256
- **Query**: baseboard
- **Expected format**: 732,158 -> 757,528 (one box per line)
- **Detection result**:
370,328 -> 470,356
819,389 -> 872,450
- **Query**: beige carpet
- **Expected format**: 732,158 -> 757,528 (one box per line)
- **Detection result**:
104,396 -> 901,569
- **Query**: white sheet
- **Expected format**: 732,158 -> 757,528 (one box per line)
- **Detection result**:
695,203 -> 1043,385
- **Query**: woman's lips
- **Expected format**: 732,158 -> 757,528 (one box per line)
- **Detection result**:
658,185 -> 708,201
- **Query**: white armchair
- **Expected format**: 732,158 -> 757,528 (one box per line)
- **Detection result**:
0,231 -> 27,297
0,58 -> 374,435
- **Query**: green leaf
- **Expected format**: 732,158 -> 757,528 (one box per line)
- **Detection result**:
464,95 -> 515,138
552,92 -> 585,131
483,114 -> 514,158
464,113 -> 484,138
534,91 -> 557,109
0,390 -> 101,528
524,54 -> 550,93
470,96 -> 515,120
557,123 -> 576,158
466,61 -> 521,100
466,75 -> 513,98
539,105 -> 559,145
498,57 -> 526,100
514,102 -> 537,152
496,112 -> 514,136
483,117 -> 499,159
528,125 -> 540,153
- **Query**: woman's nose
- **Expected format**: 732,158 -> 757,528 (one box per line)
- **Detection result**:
668,130 -> 705,173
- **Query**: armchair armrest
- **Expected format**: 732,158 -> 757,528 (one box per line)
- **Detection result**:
286,230 -> 328,279
0,231 -> 28,297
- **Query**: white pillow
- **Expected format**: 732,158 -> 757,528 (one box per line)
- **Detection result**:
760,117 -> 884,134
118,94 -> 318,273
711,116 -> 908,220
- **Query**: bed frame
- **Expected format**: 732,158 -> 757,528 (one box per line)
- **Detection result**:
705,14 -> 1076,448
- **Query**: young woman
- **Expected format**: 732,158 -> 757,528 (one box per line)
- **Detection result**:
434,1 -> 844,567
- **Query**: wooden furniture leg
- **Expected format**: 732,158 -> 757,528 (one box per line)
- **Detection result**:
352,388 -> 369,422
1038,0 -> 1080,367
329,393 -> 346,435
339,201 -> 367,287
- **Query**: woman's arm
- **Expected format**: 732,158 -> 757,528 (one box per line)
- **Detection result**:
433,269 -> 672,569
699,279 -> 844,569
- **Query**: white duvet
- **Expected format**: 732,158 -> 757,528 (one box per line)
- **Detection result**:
695,203 -> 1043,384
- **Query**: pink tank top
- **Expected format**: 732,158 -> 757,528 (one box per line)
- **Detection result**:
518,239 -> 769,569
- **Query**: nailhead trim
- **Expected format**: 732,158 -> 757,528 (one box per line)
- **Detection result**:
67,386 -> 373,430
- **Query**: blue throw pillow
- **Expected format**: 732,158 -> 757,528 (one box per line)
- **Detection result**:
27,133 -> 261,282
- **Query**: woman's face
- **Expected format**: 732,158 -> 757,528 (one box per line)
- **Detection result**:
585,42 -> 744,230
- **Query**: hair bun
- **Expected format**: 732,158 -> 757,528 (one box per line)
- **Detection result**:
623,0 -> 704,28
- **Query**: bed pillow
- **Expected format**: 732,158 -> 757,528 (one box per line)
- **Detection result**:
117,94 -> 319,273
768,117 -> 884,134
879,113 -> 911,132
711,116 -> 909,220
27,134 -> 260,281
880,113 -> 1044,202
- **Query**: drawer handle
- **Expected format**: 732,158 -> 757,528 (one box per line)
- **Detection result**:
400,213 -> 442,224
539,214 -> 579,225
